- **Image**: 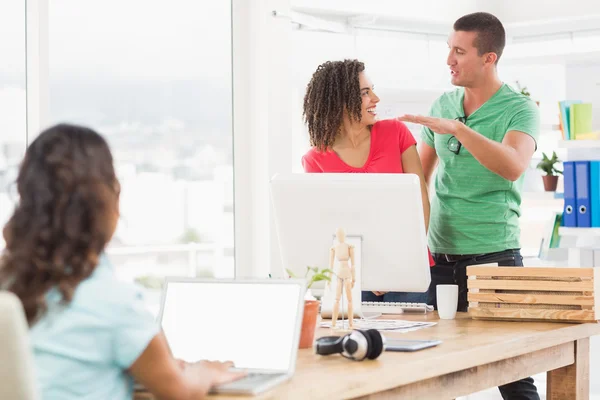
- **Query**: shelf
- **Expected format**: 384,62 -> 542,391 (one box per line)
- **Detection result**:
557,140 -> 600,161
522,191 -> 564,200
558,140 -> 600,149
559,227 -> 600,237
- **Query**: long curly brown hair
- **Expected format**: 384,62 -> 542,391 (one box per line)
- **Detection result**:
0,124 -> 120,325
303,59 -> 365,151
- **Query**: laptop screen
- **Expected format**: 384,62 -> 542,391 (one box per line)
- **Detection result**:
159,281 -> 303,371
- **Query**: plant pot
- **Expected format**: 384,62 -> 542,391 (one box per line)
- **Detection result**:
542,175 -> 558,192
299,300 -> 319,349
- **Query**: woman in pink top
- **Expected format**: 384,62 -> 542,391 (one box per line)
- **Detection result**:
302,59 -> 432,304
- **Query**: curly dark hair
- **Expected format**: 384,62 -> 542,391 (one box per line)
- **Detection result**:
0,123 -> 119,325
303,59 -> 365,151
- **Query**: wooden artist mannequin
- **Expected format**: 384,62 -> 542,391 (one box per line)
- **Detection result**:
329,228 -> 356,329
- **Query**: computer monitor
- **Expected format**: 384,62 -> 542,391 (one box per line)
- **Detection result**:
270,173 -> 431,293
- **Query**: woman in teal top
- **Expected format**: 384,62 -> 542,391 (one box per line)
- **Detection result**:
0,124 -> 245,399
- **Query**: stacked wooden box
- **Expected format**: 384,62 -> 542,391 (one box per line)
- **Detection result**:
467,266 -> 600,323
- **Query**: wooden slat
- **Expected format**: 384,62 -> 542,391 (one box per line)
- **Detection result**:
466,268 -> 600,322
467,279 -> 593,292
469,307 -> 597,322
467,293 -> 595,306
467,267 -> 594,278
357,342 -> 574,400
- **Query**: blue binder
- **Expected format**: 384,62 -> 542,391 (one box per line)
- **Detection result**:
591,161 -> 600,227
563,161 -> 577,227
575,161 -> 591,227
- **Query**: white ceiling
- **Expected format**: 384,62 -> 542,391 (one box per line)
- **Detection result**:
491,0 -> 600,24
290,0 -> 600,38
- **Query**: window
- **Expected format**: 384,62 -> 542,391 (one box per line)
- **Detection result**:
48,0 -> 234,313
0,1 -> 26,245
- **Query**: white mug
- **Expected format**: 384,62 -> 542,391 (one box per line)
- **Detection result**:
437,284 -> 459,320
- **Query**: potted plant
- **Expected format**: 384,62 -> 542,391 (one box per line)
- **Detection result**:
515,80 -> 539,106
286,266 -> 333,349
515,80 -> 530,97
536,151 -> 562,191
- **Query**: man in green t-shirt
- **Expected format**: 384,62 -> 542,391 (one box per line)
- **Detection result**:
400,12 -> 540,400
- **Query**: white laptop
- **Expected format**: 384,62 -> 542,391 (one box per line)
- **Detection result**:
156,278 -> 306,395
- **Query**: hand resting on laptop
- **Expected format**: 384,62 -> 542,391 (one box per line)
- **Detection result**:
129,332 -> 247,398
179,359 -> 247,388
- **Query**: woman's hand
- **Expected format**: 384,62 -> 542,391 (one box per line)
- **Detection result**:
372,291 -> 388,296
185,360 -> 247,389
129,333 -> 247,400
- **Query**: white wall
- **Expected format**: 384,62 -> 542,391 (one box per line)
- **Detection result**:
290,30 -> 355,172
494,0 -> 600,24
233,0 -> 293,278
566,62 -> 600,131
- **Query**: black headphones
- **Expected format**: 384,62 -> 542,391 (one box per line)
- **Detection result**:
314,329 -> 385,361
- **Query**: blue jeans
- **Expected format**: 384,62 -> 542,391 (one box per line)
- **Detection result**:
361,290 -> 428,303
428,249 -> 540,400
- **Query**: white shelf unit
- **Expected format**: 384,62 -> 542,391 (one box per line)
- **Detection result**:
558,228 -> 600,252
522,191 -> 564,201
558,140 -> 600,149
558,140 -> 600,161
559,227 -> 600,237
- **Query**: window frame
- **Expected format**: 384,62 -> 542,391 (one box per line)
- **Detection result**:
24,0 -> 294,278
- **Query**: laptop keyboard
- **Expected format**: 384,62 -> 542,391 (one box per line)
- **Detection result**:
214,373 -> 286,391
361,301 -> 434,314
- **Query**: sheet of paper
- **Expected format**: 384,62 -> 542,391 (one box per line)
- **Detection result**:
320,319 -> 436,333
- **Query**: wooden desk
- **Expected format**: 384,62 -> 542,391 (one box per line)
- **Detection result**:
136,312 -> 600,400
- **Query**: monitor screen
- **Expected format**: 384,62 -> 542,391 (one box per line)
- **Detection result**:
160,281 -> 302,371
270,173 -> 431,293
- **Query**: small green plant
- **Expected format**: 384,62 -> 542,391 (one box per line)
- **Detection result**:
515,80 -> 530,97
286,266 -> 333,289
536,151 -> 562,176
134,275 -> 164,290
180,228 -> 202,243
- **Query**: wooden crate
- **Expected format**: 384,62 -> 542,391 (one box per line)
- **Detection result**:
467,266 -> 600,323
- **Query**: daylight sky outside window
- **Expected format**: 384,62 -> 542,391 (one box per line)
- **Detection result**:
0,1 -> 26,241
48,0 -> 234,279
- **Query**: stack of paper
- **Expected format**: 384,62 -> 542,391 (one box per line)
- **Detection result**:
320,319 -> 437,333
559,100 -> 582,140
570,103 -> 593,140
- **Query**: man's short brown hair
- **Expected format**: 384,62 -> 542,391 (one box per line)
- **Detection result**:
454,12 -> 506,64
